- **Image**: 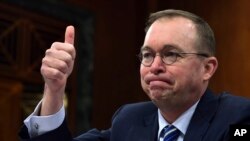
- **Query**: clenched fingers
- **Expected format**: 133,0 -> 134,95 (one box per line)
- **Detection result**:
50,42 -> 76,61
41,42 -> 75,81
41,64 -> 65,81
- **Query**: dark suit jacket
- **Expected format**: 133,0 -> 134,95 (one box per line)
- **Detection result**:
19,90 -> 250,141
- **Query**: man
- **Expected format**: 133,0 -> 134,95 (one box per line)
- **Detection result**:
19,9 -> 250,141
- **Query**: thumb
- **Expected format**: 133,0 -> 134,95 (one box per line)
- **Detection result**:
64,25 -> 75,45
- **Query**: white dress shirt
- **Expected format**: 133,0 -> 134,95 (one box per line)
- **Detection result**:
158,100 -> 199,141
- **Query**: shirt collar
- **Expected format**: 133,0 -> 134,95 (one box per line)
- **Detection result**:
158,100 -> 199,137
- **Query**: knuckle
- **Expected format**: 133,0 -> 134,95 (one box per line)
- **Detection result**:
51,42 -> 59,49
42,57 -> 51,67
40,66 -> 45,74
58,62 -> 68,73
45,49 -> 52,56
42,57 -> 47,63
41,67 -> 62,80
40,66 -> 50,77
65,54 -> 73,62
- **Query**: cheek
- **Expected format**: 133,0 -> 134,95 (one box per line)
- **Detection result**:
176,63 -> 203,84
140,65 -> 147,78
140,66 -> 149,89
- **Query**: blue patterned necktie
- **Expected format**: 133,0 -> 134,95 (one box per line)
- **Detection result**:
160,125 -> 180,141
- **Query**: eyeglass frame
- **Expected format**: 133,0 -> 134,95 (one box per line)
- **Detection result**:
137,49 -> 209,67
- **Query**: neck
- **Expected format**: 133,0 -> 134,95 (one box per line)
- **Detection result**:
157,89 -> 206,123
159,103 -> 192,124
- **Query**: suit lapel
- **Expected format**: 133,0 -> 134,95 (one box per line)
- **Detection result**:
126,109 -> 159,141
144,112 -> 159,141
184,90 -> 220,141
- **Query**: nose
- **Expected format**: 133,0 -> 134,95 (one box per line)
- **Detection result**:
150,55 -> 166,74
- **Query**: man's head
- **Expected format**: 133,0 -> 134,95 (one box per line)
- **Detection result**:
139,9 -> 218,112
145,9 -> 216,57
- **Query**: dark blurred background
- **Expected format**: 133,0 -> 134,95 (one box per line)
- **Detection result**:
0,0 -> 250,141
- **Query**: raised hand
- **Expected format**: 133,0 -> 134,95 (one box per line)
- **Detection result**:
40,26 -> 76,116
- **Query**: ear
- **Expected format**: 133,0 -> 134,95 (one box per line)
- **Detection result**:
203,56 -> 218,80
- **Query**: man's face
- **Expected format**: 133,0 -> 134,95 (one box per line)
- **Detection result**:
140,17 -> 207,107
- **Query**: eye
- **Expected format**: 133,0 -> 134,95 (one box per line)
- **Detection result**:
163,52 -> 182,58
141,52 -> 154,59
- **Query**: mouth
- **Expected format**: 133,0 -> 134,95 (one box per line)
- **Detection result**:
144,75 -> 174,89
145,75 -> 173,84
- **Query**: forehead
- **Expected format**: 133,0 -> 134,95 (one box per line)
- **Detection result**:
143,17 -> 198,52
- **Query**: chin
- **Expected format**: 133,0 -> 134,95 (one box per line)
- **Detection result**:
149,89 -> 174,101
149,90 -> 166,100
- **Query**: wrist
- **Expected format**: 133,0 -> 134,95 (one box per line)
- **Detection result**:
40,84 -> 65,116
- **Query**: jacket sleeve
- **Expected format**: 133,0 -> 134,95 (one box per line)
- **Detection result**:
19,118 -> 111,141
18,104 -> 128,141
19,118 -> 72,141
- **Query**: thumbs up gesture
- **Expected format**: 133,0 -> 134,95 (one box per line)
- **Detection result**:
40,26 -> 76,116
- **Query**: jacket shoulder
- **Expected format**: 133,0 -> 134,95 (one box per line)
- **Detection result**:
216,92 -> 250,122
219,92 -> 250,108
111,101 -> 157,122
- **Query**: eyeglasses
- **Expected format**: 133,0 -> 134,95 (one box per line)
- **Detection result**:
138,51 -> 209,67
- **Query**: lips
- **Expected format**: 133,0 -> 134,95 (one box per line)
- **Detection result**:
144,75 -> 174,87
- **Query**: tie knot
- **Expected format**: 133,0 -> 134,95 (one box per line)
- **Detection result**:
160,125 -> 180,141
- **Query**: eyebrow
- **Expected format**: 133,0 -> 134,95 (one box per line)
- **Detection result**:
140,46 -> 152,52
141,44 -> 184,52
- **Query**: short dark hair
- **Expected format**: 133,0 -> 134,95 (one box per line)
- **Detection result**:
145,9 -> 215,56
